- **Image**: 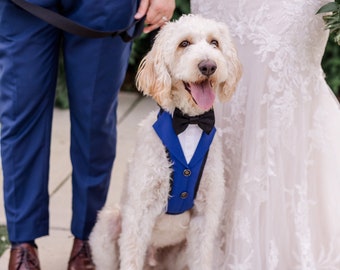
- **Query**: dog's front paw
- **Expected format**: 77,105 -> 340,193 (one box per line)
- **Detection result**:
89,207 -> 121,270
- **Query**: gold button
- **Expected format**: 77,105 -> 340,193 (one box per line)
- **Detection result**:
183,169 -> 191,176
180,192 -> 189,199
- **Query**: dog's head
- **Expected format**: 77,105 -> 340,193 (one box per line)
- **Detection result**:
136,14 -> 242,116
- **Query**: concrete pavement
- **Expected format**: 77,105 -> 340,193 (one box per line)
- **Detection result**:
0,92 -> 158,269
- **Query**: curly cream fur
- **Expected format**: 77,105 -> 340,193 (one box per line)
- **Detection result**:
90,14 -> 241,270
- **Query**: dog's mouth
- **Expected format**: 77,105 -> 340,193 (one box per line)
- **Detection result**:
183,80 -> 215,110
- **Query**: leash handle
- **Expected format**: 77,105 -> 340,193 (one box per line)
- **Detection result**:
11,0 -> 146,42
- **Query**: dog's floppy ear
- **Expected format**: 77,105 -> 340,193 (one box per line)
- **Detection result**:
136,40 -> 172,108
217,25 -> 242,102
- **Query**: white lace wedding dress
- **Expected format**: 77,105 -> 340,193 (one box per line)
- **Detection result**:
191,1 -> 340,269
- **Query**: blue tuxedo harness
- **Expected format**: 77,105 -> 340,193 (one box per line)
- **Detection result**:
153,110 -> 216,215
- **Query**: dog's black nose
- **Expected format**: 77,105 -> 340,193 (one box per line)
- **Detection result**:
198,60 -> 217,76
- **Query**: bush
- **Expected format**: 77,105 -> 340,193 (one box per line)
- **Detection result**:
322,35 -> 340,98
0,225 -> 10,256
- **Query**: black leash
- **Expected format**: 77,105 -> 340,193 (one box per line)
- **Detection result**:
11,0 -> 146,42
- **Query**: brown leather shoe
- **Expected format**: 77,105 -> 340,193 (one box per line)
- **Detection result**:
67,238 -> 95,270
8,243 -> 40,270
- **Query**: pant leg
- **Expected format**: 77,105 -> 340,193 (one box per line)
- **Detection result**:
0,0 -> 60,242
61,0 -> 138,239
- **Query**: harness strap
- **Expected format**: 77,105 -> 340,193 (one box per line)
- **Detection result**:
193,148 -> 209,199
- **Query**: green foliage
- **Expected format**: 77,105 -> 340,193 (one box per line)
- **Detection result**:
174,0 -> 190,18
55,54 -> 69,109
317,0 -> 340,97
317,0 -> 340,45
0,225 -> 10,256
322,35 -> 340,97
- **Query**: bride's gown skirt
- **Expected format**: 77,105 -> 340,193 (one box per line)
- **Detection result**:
191,0 -> 340,269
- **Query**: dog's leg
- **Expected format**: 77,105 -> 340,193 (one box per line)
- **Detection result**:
186,187 -> 225,269
116,115 -> 172,270
186,144 -> 225,270
89,206 -> 121,270
119,201 -> 167,270
118,161 -> 171,269
146,245 -> 158,267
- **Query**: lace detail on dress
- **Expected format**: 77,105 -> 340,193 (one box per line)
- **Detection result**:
192,0 -> 340,269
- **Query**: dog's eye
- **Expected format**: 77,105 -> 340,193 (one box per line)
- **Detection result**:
211,40 -> 219,47
179,40 -> 191,48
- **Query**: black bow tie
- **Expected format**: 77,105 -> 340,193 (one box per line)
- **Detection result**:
172,108 -> 215,135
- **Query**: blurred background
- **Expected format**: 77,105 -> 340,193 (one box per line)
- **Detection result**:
55,0 -> 340,109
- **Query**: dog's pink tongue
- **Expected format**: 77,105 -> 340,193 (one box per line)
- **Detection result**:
189,80 -> 215,110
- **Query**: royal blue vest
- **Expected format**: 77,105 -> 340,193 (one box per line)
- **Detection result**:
153,110 -> 216,215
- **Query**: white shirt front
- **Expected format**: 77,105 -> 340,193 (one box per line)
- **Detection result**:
177,124 -> 202,164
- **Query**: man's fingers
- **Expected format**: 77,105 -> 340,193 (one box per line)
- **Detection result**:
135,0 -> 149,19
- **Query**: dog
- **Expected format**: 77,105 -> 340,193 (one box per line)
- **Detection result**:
89,14 -> 241,270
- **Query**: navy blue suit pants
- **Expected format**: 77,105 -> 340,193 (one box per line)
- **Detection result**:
0,0 -> 137,242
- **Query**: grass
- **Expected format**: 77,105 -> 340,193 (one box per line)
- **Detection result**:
0,225 -> 10,256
